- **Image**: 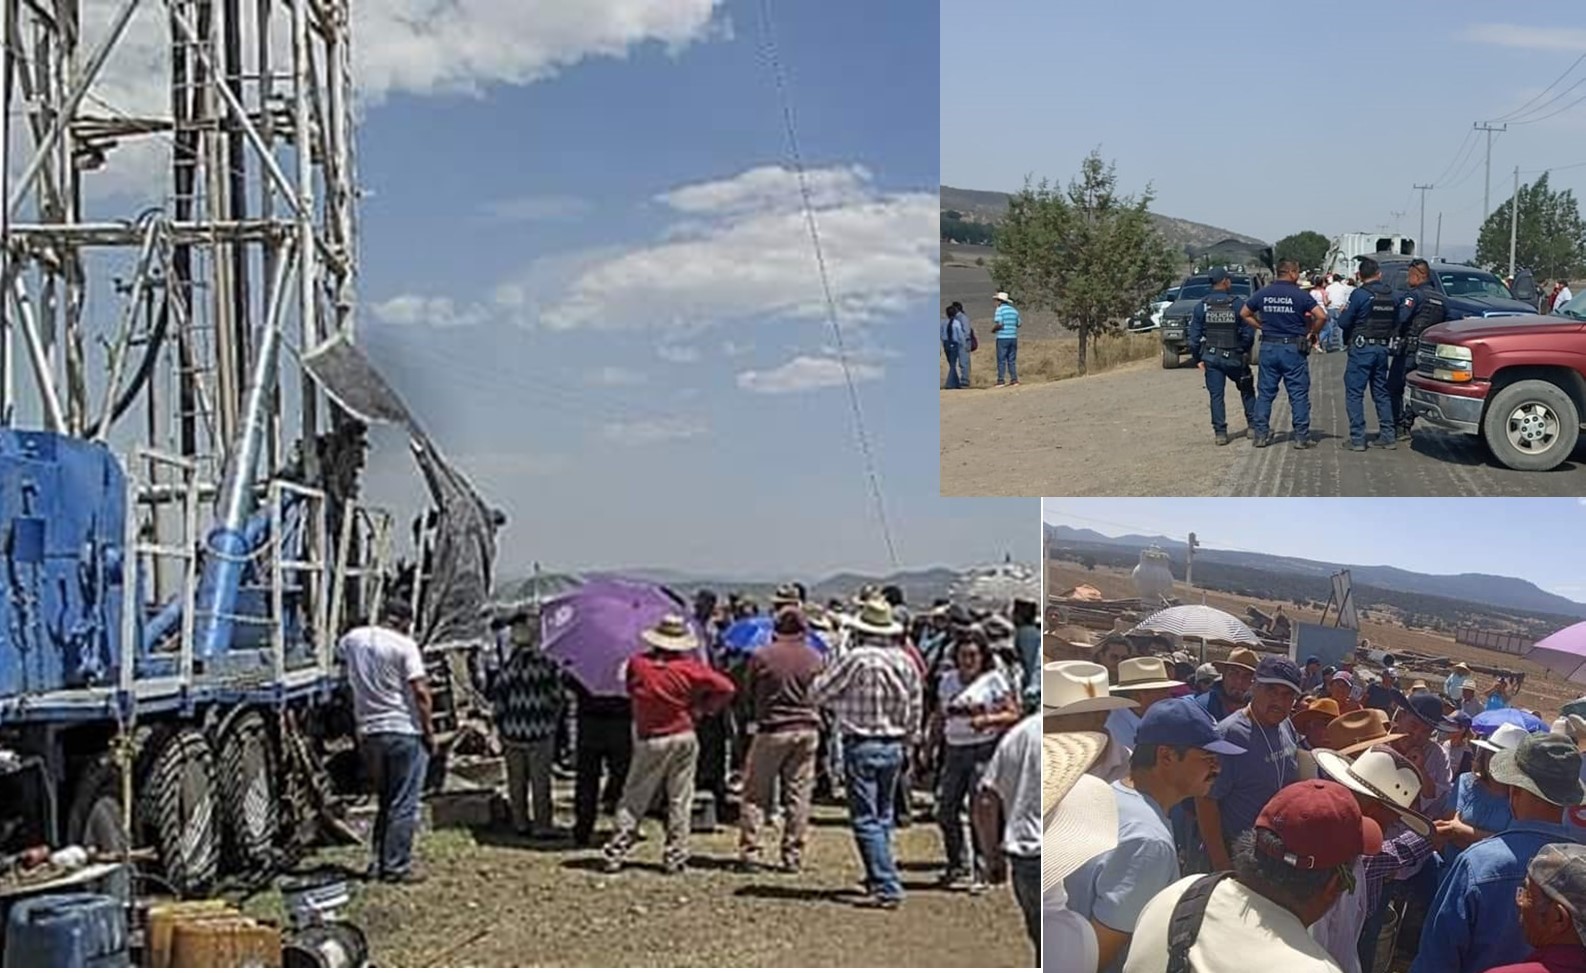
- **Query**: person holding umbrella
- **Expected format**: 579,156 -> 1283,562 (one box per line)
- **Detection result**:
602,615 -> 736,875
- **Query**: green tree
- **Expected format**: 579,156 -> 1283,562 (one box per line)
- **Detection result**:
990,151 -> 1178,375
1476,172 -> 1586,279
1274,230 -> 1329,271
941,216 -> 995,246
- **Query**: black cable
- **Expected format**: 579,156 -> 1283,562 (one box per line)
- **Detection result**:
1490,53 -> 1586,122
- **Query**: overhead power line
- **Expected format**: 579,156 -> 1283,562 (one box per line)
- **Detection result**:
1490,52 -> 1586,123
1508,87 -> 1586,126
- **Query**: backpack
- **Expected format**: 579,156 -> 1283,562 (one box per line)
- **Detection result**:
1166,871 -> 1236,973
968,326 -> 979,353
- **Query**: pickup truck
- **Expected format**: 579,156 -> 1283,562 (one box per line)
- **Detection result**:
1159,274 -> 1254,368
1406,312 -> 1586,471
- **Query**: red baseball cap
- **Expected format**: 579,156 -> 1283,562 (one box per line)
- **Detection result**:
1254,780 -> 1383,870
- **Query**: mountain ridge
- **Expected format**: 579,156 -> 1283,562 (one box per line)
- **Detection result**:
942,184 -> 1268,254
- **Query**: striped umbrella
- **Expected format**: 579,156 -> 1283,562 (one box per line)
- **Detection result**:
1128,605 -> 1261,647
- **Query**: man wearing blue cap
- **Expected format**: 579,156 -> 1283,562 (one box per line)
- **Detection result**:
1240,258 -> 1328,448
1198,654 -> 1302,871
1187,268 -> 1256,446
1065,697 -> 1247,973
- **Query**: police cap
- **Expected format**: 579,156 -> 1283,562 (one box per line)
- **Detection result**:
1207,268 -> 1230,284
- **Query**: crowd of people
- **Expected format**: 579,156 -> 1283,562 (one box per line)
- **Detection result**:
940,292 -> 1020,389
338,582 -> 1047,960
1045,636 -> 1586,973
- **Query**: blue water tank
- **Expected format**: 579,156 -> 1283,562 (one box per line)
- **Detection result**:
3,892 -> 129,967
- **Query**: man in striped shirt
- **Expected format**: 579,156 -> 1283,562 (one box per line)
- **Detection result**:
993,291 -> 1021,386
811,599 -> 924,908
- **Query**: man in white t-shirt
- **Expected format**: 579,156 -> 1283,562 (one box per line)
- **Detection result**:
1123,780 -> 1379,973
339,599 -> 435,883
1323,275 -> 1353,352
974,713 -> 1043,964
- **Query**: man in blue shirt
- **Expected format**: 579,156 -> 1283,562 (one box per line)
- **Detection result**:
1187,268 -> 1257,446
1066,697 -> 1246,973
992,291 -> 1021,386
941,302 -> 966,389
1193,647 -> 1258,724
1337,257 -> 1400,451
1196,654 -> 1302,871
1240,258 -> 1328,449
1412,732 -> 1586,973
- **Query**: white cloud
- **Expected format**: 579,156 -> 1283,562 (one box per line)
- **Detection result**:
370,294 -> 490,328
736,355 -> 884,395
481,194 -> 593,224
601,417 -> 706,445
586,365 -> 647,386
657,345 -> 701,364
539,164 -> 938,332
1460,24 -> 1586,51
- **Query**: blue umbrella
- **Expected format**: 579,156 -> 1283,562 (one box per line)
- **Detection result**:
720,616 -> 828,656
1472,707 -> 1547,735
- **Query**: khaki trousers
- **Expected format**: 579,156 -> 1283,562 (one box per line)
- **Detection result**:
738,728 -> 819,865
603,730 -> 699,866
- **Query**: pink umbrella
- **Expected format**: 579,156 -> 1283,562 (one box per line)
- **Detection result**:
1526,621 -> 1586,685
539,576 -> 699,696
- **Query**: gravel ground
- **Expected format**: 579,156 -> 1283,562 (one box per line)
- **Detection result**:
245,783 -> 1031,967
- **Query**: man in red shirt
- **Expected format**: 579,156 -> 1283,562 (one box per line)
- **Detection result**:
602,614 -> 736,874
1487,843 -> 1586,973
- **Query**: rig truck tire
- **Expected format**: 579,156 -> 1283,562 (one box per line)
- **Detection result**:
217,711 -> 279,874
142,727 -> 221,895
1481,379 -> 1580,472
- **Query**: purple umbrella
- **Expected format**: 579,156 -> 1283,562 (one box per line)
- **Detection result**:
540,577 -> 698,696
1527,621 -> 1586,685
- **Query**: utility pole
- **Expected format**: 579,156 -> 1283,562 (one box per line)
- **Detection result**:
1435,213 -> 1442,260
1509,165 -> 1521,278
1186,532 -> 1199,588
1414,185 -> 1433,255
1475,121 -> 1508,224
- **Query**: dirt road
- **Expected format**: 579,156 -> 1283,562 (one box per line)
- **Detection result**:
248,785 -> 1030,967
942,348 -> 1586,497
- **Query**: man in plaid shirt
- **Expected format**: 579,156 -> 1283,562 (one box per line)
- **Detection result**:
811,599 -> 923,909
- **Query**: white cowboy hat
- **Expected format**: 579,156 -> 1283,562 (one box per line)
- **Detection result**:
640,613 -> 700,652
1043,661 -> 1137,716
1474,721 -> 1532,754
1112,656 -> 1185,693
1042,732 -> 1117,893
1313,746 -> 1431,836
848,599 -> 903,637
993,291 -> 1012,303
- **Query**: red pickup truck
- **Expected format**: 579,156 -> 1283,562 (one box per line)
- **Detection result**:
1406,314 -> 1586,471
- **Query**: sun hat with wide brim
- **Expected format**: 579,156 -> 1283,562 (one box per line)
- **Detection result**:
1220,647 -> 1260,672
1112,656 -> 1185,692
1491,733 -> 1586,807
1044,661 -> 1137,716
848,599 -> 903,637
1313,746 -> 1432,837
1474,721 -> 1532,754
641,614 -> 701,652
994,292 -> 1012,303
1292,697 -> 1342,733
1042,731 -> 1116,893
1323,708 -> 1407,756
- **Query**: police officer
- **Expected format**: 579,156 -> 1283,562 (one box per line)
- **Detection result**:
1187,267 -> 1256,445
1240,258 -> 1328,448
1388,257 -> 1447,437
1336,257 -> 1398,451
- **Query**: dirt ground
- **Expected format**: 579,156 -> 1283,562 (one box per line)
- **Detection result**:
1043,560 -> 1584,713
244,781 -> 1030,968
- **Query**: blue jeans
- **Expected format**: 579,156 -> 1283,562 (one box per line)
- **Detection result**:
936,740 -> 996,874
843,736 -> 904,901
959,342 -> 972,386
1344,341 -> 1396,445
362,732 -> 429,878
1321,309 -> 1342,350
1253,341 -> 1312,438
942,339 -> 962,388
1202,353 -> 1254,435
995,338 -> 1018,384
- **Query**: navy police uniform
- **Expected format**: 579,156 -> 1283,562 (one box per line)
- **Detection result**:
1188,285 -> 1256,441
1245,278 -> 1320,445
1338,280 -> 1399,449
1388,281 -> 1447,432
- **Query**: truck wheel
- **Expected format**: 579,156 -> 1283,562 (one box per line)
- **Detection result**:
217,712 -> 279,874
142,727 -> 220,895
1482,380 -> 1580,471
1161,346 -> 1178,369
65,754 -> 131,857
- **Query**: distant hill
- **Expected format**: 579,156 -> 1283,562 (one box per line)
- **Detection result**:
497,566 -> 969,607
1044,523 -> 1586,623
942,185 -> 1267,257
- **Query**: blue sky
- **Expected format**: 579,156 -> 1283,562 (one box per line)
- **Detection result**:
336,0 -> 1034,579
943,1 -> 1586,257
1042,498 -> 1586,603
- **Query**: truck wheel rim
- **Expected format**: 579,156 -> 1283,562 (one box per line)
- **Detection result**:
1507,402 -> 1559,453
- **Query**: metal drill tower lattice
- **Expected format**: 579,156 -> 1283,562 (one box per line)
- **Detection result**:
2,0 -> 360,485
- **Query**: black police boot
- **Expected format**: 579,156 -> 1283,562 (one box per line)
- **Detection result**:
1214,431 -> 1230,446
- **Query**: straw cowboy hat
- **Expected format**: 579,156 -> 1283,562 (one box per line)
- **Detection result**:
1313,745 -> 1432,836
771,583 -> 802,607
994,291 -> 1012,303
848,599 -> 903,638
641,614 -> 700,652
1292,698 -> 1342,735
805,605 -> 834,633
1042,731 -> 1117,893
1220,647 -> 1261,672
1112,657 -> 1185,693
1452,662 -> 1472,675
1475,721 -> 1534,754
1044,661 -> 1137,716
1323,708 -> 1406,756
